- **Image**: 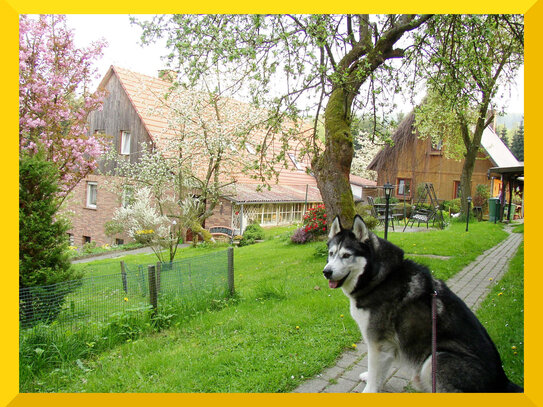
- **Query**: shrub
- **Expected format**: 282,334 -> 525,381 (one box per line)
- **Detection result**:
442,198 -> 461,214
473,184 -> 490,209
291,227 -> 312,244
239,223 -> 265,246
354,204 -> 380,230
303,205 -> 328,236
19,152 -> 82,327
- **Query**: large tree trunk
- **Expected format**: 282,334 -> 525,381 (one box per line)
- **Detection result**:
312,88 -> 356,228
459,118 -> 486,215
459,144 -> 478,215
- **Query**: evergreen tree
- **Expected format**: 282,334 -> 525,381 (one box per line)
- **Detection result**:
510,121 -> 524,161
500,126 -> 510,148
19,152 -> 82,326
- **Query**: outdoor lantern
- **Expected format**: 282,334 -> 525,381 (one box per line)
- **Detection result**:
384,183 -> 394,198
383,183 -> 394,240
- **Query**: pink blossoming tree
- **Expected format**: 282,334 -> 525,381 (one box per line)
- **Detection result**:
19,14 -> 107,203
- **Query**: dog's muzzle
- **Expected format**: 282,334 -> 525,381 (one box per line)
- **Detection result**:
323,267 -> 349,289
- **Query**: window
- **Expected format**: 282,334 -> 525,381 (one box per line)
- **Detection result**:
115,238 -> 124,246
245,143 -> 256,155
67,233 -> 74,246
86,182 -> 97,209
288,153 -> 304,171
83,236 -> 91,244
431,138 -> 443,152
120,131 -> 131,155
453,181 -> 461,199
397,178 -> 412,197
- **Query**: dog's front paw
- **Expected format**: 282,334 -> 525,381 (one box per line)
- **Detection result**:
359,371 -> 369,382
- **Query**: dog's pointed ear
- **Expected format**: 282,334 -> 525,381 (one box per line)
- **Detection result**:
353,215 -> 370,242
328,216 -> 342,239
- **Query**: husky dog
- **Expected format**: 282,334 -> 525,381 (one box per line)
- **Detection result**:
324,215 -> 522,393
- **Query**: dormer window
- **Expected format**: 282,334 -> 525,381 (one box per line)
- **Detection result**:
288,152 -> 304,171
245,143 -> 256,155
121,131 -> 131,155
431,138 -> 443,153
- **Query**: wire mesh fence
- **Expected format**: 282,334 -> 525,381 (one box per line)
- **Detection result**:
19,248 -> 234,336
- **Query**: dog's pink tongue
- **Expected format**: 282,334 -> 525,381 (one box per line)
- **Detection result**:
329,280 -> 339,289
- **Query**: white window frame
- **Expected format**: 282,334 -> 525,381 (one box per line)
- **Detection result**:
120,131 -> 131,155
86,182 -> 97,209
288,152 -> 304,171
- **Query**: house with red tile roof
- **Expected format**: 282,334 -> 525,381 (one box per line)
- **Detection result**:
63,66 -> 376,246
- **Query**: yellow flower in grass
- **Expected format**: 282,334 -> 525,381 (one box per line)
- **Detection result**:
124,297 -> 129,302
351,344 -> 357,349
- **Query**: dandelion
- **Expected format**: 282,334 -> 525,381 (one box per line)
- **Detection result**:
489,278 -> 493,281
124,297 -> 128,302
512,346 -> 517,350
498,292 -> 503,296
351,344 -> 357,349
340,314 -> 344,318
296,326 -> 300,330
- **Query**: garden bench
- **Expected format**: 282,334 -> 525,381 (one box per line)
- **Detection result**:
208,226 -> 235,242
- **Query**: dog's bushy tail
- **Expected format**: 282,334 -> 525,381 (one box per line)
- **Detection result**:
504,380 -> 523,393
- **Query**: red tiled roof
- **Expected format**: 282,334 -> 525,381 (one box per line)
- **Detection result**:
224,183 -> 322,204
102,66 -> 317,189
349,174 -> 377,187
99,66 -> 376,204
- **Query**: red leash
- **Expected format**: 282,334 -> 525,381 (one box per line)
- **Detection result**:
432,290 -> 438,393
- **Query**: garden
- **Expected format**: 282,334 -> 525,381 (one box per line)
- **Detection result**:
20,218 -> 523,393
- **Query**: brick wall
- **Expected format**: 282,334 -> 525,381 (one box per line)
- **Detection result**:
62,175 -> 131,247
206,198 -> 233,229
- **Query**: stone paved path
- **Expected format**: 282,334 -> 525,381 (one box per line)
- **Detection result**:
293,223 -> 524,393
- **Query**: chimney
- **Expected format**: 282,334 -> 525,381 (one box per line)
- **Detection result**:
158,69 -> 177,83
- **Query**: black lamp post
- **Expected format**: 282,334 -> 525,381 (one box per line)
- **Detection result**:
384,183 -> 394,240
466,196 -> 472,232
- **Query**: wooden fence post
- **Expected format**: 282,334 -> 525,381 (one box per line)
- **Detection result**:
148,265 -> 158,315
120,261 -> 128,293
227,247 -> 235,295
156,262 -> 162,292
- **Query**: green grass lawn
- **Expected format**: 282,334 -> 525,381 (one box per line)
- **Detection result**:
477,242 -> 524,387
21,220 -> 516,393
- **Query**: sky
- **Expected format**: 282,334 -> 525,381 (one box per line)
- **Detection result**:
66,14 -> 525,116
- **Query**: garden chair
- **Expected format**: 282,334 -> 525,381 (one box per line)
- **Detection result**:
367,196 -> 395,231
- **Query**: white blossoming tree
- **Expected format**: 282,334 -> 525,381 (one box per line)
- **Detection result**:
109,187 -> 173,263
104,84 -> 274,261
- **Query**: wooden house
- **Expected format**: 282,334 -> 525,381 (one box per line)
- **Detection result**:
367,111 -> 520,203
64,66 -> 376,246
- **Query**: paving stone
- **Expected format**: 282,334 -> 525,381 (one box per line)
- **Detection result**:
322,377 -> 358,393
292,378 -> 329,393
343,365 -> 365,382
319,365 -> 344,380
383,376 -> 410,393
335,351 -> 361,368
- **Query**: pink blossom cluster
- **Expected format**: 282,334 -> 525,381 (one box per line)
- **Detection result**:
19,14 -> 108,197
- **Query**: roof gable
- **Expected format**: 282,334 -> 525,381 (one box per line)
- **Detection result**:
481,126 -> 520,168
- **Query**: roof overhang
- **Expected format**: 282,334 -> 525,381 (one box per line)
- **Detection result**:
487,164 -> 524,182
